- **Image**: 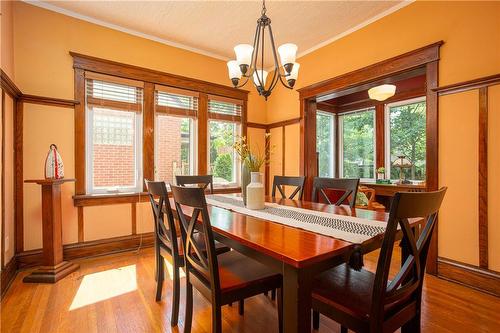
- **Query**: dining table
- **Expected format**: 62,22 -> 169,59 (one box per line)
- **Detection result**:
169,194 -> 422,333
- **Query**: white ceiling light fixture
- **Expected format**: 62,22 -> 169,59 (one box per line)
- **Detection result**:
368,84 -> 397,101
227,0 -> 299,100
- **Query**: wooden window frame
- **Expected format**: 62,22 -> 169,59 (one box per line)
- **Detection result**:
71,53 -> 248,204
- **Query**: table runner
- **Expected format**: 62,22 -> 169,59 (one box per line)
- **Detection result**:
206,194 -> 386,244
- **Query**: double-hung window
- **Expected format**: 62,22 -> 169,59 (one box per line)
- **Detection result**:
154,85 -> 198,184
316,111 -> 336,177
339,108 -> 376,180
385,97 -> 426,181
85,73 -> 143,194
207,96 -> 242,187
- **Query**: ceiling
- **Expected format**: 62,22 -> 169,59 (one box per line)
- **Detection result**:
34,0 -> 409,67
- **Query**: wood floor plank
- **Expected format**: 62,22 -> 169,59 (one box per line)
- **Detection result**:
1,247 -> 499,333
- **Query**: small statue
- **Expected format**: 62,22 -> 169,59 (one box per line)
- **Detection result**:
45,144 -> 64,179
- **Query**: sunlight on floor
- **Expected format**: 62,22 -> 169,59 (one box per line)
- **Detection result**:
164,259 -> 186,279
69,265 -> 137,310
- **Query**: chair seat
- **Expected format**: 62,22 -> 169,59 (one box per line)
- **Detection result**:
312,264 -> 375,321
217,251 -> 281,293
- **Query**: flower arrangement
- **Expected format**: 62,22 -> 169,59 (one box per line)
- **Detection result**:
232,134 -> 272,172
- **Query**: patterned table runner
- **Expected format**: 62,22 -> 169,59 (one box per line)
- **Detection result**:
206,194 -> 386,244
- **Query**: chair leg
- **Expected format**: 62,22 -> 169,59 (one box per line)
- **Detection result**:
312,310 -> 320,330
340,325 -> 348,333
170,264 -> 180,326
184,281 -> 193,333
155,256 -> 164,301
238,299 -> 245,315
277,288 -> 283,333
402,311 -> 421,333
154,243 -> 160,282
271,289 -> 276,301
264,291 -> 269,297
212,305 -> 222,333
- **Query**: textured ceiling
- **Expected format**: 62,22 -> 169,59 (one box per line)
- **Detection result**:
37,0 -> 407,67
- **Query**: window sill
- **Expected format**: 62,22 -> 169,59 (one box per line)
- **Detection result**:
73,187 -> 242,207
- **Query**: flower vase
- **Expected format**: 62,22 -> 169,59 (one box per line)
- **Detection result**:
246,172 -> 265,210
241,164 -> 251,205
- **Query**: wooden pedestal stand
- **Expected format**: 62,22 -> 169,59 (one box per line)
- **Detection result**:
23,178 -> 79,283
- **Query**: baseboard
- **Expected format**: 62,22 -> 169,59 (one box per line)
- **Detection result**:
437,257 -> 500,297
17,232 -> 155,270
1,257 -> 18,298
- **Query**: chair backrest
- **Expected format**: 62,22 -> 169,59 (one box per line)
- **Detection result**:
145,180 -> 179,255
311,177 -> 360,208
272,176 -> 306,200
370,187 -> 447,325
176,175 -> 214,194
171,185 -> 220,292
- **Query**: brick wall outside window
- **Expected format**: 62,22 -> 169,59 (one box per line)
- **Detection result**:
93,144 -> 135,187
156,115 -> 184,184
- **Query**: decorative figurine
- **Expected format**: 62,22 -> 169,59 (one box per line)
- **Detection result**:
44,144 -> 64,179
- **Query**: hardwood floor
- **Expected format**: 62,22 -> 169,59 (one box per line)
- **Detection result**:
2,246 -> 499,333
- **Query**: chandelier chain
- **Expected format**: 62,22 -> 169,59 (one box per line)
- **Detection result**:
261,0 -> 266,15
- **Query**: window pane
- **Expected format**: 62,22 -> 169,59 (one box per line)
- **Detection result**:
209,121 -> 240,185
316,112 -> 335,177
388,100 -> 426,181
342,109 -> 375,179
155,114 -> 195,183
92,108 -> 138,189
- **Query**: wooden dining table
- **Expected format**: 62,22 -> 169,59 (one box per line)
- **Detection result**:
170,194 -> 421,333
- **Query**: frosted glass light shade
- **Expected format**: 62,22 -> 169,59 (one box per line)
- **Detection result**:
278,43 -> 298,66
368,84 -> 396,101
234,44 -> 254,66
253,70 -> 268,87
288,63 -> 300,80
227,61 -> 241,80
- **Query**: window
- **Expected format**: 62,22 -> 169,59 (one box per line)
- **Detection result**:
339,108 -> 376,180
385,97 -> 426,181
316,111 -> 335,177
208,97 -> 242,187
154,86 -> 198,184
85,75 -> 143,193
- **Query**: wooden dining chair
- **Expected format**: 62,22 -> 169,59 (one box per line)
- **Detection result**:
272,175 -> 306,200
145,180 -> 230,326
171,185 -> 283,333
311,177 -> 360,208
176,175 -> 214,194
311,187 -> 447,333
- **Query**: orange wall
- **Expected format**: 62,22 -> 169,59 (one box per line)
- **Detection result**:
266,1 -> 500,269
1,0 -> 15,78
12,2 -> 265,250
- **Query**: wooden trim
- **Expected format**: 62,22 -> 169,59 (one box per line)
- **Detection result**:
267,117 -> 301,129
74,68 -> 86,195
73,192 -> 150,207
208,94 -> 244,105
155,84 -> 200,97
155,105 -> 197,118
85,71 -> 145,88
77,207 -> 84,242
131,203 -> 137,235
425,60 -> 439,274
198,93 -> 208,175
433,73 -> 500,96
14,100 -> 23,254
17,233 -> 155,270
303,99 -> 317,200
207,112 -> 242,123
437,257 -> 500,297
70,52 -> 249,101
0,257 -> 17,298
87,96 -> 140,112
478,87 -> 488,269
0,69 -> 21,98
298,41 -> 443,99
143,82 -> 155,188
242,99 -> 248,139
19,94 -> 79,108
375,104 -> 385,169
246,122 -> 267,129
1,90 -> 5,268
282,126 -> 286,175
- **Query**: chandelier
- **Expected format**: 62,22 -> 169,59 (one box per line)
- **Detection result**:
227,0 -> 299,100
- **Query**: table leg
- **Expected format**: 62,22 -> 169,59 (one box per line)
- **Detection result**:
282,264 -> 312,333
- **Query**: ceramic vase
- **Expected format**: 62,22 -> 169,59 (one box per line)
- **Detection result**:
246,172 -> 265,210
241,164 -> 251,205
